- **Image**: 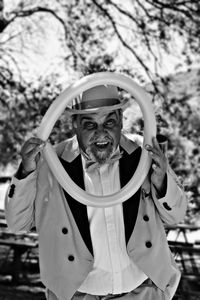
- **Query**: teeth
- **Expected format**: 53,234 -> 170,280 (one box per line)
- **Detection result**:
96,142 -> 108,146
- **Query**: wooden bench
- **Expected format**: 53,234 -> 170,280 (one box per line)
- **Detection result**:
165,224 -> 200,243
0,230 -> 38,283
168,239 -> 200,299
169,241 -> 200,275
0,218 -> 8,228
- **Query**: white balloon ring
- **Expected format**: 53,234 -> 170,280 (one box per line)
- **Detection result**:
37,72 -> 156,207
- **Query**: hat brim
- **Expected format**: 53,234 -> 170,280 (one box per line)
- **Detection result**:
65,98 -> 129,115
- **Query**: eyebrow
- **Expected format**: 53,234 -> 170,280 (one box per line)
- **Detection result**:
106,112 -> 117,119
79,116 -> 94,124
79,112 -> 118,124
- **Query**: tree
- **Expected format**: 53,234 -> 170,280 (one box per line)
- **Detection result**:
0,0 -> 200,221
1,0 -> 200,83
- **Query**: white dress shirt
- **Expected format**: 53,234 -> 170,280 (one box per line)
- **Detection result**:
78,157 -> 147,295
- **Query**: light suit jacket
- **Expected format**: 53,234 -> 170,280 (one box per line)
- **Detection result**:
5,136 -> 187,300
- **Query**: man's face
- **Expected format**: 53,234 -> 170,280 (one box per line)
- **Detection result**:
73,110 -> 122,165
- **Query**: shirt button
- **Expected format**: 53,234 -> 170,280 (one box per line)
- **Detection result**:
145,241 -> 152,248
143,215 -> 149,222
68,255 -> 74,262
62,227 -> 68,234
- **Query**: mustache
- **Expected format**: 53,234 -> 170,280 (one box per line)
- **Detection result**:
89,134 -> 113,145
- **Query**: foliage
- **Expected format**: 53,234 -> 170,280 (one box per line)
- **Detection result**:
150,69 -> 200,224
0,72 -> 61,165
0,0 -> 200,223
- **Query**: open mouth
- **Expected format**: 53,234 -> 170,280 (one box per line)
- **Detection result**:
94,141 -> 110,150
88,139 -> 114,163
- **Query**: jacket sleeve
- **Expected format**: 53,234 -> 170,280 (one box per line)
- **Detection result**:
4,169 -> 38,233
151,166 -> 187,225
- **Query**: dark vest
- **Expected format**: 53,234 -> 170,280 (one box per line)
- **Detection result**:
60,147 -> 141,256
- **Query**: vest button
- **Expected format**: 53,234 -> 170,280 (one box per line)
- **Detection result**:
143,215 -> 149,222
145,241 -> 152,248
62,227 -> 68,234
68,255 -> 75,262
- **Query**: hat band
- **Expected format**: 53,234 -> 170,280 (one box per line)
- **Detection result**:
73,98 -> 120,110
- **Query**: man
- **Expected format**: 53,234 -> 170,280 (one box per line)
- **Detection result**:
5,84 -> 187,300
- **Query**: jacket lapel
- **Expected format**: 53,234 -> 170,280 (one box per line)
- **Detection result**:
59,145 -> 141,253
59,156 -> 93,256
120,147 -> 141,245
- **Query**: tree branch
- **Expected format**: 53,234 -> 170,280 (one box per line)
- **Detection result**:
92,0 -> 156,83
107,1 -> 161,75
7,5 -> 85,67
145,0 -> 198,21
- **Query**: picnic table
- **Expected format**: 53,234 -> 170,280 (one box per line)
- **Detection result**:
0,218 -> 7,228
166,223 -> 200,273
0,218 -> 39,284
166,223 -> 200,244
166,224 -> 200,299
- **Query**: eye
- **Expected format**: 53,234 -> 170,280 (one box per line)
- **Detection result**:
83,121 -> 97,130
104,118 -> 116,128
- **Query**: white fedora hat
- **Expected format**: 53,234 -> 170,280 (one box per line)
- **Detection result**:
66,85 -> 129,115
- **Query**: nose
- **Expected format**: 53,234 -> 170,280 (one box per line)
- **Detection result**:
95,124 -> 108,137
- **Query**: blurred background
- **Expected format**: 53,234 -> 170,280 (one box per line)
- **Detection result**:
0,0 -> 200,299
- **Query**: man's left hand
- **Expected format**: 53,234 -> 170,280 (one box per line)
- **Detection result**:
145,137 -> 167,198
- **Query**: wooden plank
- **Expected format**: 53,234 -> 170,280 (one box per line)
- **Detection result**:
0,238 -> 38,248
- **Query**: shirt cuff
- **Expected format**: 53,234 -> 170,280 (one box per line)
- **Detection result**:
151,168 -> 182,211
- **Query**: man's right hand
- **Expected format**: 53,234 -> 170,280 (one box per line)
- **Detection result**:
20,137 -> 45,177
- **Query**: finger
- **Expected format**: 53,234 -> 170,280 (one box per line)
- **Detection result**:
22,139 -> 45,153
150,153 -> 162,167
152,164 -> 159,175
152,163 -> 161,172
23,145 -> 43,158
145,144 -> 160,156
22,142 -> 45,156
26,137 -> 45,145
152,137 -> 161,151
151,153 -> 168,176
23,139 -> 45,151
